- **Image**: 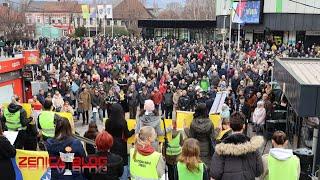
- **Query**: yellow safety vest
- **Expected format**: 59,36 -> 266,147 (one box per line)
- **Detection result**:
130,148 -> 161,180
39,111 -> 55,138
177,162 -> 204,180
4,108 -> 23,131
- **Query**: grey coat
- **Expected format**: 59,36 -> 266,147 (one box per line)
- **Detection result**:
136,113 -> 171,150
210,134 -> 264,180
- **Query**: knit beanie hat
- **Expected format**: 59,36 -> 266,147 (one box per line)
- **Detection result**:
144,99 -> 155,112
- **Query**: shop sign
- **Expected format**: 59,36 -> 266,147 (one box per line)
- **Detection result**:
306,31 -> 320,36
0,58 -> 24,74
0,70 -> 21,84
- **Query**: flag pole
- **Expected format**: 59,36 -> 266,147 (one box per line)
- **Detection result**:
104,16 -> 106,37
237,0 -> 241,50
111,17 -> 114,39
96,8 -> 98,36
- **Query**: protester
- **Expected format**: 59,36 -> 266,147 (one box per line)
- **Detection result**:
91,89 -> 102,122
130,126 -> 166,179
163,88 -> 174,119
135,100 -> 171,150
210,112 -> 264,180
260,131 -> 300,180
1,95 -> 32,149
178,90 -> 191,111
105,103 -> 135,180
165,129 -> 183,180
61,101 -> 74,115
252,101 -> 266,133
185,103 -> 214,167
52,91 -> 64,112
127,85 -> 139,119
46,116 -> 86,180
84,131 -> 123,180
220,104 -> 230,119
0,123 -> 17,180
83,122 -> 99,155
38,99 -> 57,141
78,86 -> 91,125
215,118 -> 232,144
176,138 -> 209,180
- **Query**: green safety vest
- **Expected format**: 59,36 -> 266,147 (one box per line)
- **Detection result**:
177,162 -> 204,180
39,111 -> 55,138
130,148 -> 161,180
4,108 -> 22,131
268,155 -> 299,180
166,132 -> 182,156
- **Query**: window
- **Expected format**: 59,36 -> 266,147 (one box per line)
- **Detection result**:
107,20 -> 110,26
63,17 -> 67,24
77,17 -> 80,25
45,17 -> 49,24
121,21 -> 125,26
113,20 -> 117,26
90,18 -> 93,25
58,19 -> 61,24
27,17 -> 32,23
37,16 -> 41,23
83,18 -> 87,25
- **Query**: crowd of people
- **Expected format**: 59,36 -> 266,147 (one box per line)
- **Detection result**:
0,35 -> 307,180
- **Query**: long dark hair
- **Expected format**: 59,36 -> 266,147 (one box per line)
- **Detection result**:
105,103 -> 126,130
0,122 -> 3,136
193,103 -> 208,119
54,115 -> 72,141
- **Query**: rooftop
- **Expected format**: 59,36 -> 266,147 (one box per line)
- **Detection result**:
281,59 -> 320,85
26,1 -> 81,13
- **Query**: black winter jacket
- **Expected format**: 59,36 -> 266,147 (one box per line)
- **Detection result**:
0,136 -> 16,180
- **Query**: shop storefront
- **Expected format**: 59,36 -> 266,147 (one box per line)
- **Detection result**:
139,20 -> 216,42
0,58 -> 24,104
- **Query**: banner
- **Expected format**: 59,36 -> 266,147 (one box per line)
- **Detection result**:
90,7 -> 96,18
23,50 -> 40,65
176,111 -> 194,130
176,111 -> 221,130
209,91 -> 228,114
127,119 -> 172,145
15,149 -> 49,180
81,5 -> 90,19
105,5 -> 113,19
97,5 -> 105,19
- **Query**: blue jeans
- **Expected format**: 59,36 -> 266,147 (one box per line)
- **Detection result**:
92,112 -> 97,122
98,108 -> 104,121
120,165 -> 129,180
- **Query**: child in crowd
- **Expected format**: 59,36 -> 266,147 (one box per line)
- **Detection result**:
176,138 -> 208,180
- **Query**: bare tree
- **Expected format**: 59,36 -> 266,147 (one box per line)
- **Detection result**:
0,6 -> 27,40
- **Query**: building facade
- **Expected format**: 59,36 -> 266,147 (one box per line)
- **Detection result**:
25,0 -> 151,37
216,0 -> 320,47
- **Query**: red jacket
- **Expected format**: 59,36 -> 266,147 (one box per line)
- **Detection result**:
159,84 -> 167,95
151,91 -> 163,105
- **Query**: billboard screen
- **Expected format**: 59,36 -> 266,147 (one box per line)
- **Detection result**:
232,0 -> 262,24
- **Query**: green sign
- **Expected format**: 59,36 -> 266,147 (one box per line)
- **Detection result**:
276,0 -> 283,13
36,24 -> 63,39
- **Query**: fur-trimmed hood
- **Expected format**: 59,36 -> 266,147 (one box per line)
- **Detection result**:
215,134 -> 264,156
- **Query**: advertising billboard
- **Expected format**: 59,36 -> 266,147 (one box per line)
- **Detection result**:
232,0 -> 262,24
